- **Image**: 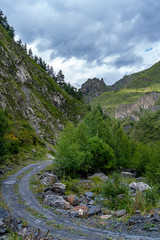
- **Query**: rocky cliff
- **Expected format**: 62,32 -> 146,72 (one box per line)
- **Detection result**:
115,92 -> 160,121
0,25 -> 87,144
80,78 -> 107,104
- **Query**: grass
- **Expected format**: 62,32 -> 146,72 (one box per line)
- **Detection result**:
91,88 -> 146,115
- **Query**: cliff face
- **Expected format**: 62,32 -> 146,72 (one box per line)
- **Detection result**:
115,92 -> 160,121
80,78 -> 107,104
0,25 -> 87,144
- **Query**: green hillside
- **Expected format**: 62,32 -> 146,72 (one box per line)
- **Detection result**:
91,61 -> 160,116
0,24 -> 87,144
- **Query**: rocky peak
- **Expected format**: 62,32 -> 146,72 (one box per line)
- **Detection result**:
80,78 -> 107,104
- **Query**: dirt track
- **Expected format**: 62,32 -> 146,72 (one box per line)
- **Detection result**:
1,160 -> 159,240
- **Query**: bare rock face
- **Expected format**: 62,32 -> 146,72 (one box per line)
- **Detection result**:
115,92 -> 160,121
80,78 -> 107,104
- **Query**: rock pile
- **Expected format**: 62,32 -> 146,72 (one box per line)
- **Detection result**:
40,171 -> 102,217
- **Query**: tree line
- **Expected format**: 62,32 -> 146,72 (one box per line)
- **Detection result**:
0,9 -> 82,101
54,106 -> 160,183
16,39 -> 82,101
0,10 -> 15,38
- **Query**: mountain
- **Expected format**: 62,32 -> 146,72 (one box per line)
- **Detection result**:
90,61 -> 160,120
80,78 -> 108,104
0,25 -> 87,144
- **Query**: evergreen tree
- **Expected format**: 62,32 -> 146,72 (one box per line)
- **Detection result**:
17,39 -> 22,46
56,70 -> 65,87
28,48 -> 33,58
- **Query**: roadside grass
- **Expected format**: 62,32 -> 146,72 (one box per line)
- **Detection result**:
0,144 -> 53,180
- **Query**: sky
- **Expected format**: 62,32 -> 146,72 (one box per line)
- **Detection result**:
1,0 -> 160,88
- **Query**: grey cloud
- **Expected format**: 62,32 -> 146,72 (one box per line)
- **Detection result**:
1,0 -> 160,66
114,53 -> 143,68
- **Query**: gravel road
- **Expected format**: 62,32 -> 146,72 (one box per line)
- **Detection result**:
1,160 -> 160,240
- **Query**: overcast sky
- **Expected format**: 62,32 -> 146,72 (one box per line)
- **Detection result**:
1,0 -> 160,87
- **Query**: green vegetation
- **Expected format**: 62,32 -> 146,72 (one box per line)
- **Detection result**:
91,88 -> 150,115
55,107 -> 131,177
0,109 -> 9,163
130,109 -> 160,143
102,173 -> 132,211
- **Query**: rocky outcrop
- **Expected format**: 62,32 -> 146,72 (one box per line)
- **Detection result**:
80,78 -> 107,104
115,92 -> 160,121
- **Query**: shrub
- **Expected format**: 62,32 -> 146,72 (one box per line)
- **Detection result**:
0,109 -> 9,163
86,136 -> 116,173
102,173 -> 132,211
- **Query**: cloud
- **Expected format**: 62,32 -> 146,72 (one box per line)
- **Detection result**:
1,0 -> 160,85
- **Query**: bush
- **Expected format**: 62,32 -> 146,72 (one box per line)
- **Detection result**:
86,136 -> 116,173
145,142 -> 160,183
102,173 -> 132,210
0,109 -> 9,163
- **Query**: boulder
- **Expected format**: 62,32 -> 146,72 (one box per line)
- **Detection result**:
40,172 -> 59,185
113,209 -> 126,217
88,205 -> 101,216
44,195 -> 71,210
46,154 -> 54,160
69,204 -> 89,217
88,173 -> 109,181
67,195 -> 81,206
121,171 -> 136,178
52,183 -> 66,195
153,212 -> 160,222
84,192 -> 94,198
31,149 -> 37,153
129,182 -> 151,192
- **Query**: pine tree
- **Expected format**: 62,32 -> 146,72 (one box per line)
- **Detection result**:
56,70 -> 65,87
28,48 -> 33,58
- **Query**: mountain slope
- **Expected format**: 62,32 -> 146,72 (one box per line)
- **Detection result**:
109,61 -> 160,91
91,61 -> 160,120
0,25 -> 87,144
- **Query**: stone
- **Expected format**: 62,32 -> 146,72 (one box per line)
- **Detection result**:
114,222 -> 120,228
46,154 -> 54,160
113,209 -> 126,217
88,173 -> 109,181
0,207 -> 10,219
135,210 -> 141,215
40,172 -> 58,185
44,195 -> 72,210
52,183 -> 66,195
84,192 -> 94,198
153,212 -> 160,222
0,226 -> 7,234
88,200 -> 94,205
88,205 -> 101,216
69,204 -> 89,217
67,195 -> 81,206
31,149 -> 37,153
129,182 -> 151,192
121,171 -> 136,178
100,215 -> 112,220
149,228 -> 159,231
